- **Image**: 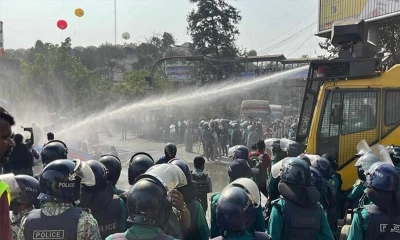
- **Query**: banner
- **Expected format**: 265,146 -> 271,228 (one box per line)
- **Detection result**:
319,0 -> 400,32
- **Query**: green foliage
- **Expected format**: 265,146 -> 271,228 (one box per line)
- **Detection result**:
187,0 -> 242,58
112,70 -> 148,98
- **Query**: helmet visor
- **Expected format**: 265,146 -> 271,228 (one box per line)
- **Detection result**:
225,177 -> 261,207
356,139 -> 372,156
140,163 -> 187,193
370,144 -> 394,166
73,159 -> 96,186
271,157 -> 290,178
0,173 -> 22,201
279,138 -> 291,152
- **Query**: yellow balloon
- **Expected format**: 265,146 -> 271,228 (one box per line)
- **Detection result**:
75,8 -> 84,18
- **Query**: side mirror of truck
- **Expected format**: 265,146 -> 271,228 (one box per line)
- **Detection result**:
331,103 -> 343,124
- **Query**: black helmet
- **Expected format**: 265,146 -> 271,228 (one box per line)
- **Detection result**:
126,178 -> 170,227
233,145 -> 249,160
13,175 -> 40,206
388,146 -> 400,165
216,186 -> 255,232
322,153 -> 338,171
128,152 -> 154,185
40,140 -> 68,166
164,143 -> 177,158
99,155 -> 121,186
168,158 -> 192,184
83,160 -> 108,192
38,159 -> 95,204
311,157 -> 332,179
281,158 -> 311,186
287,141 -> 301,157
310,167 -> 323,192
297,154 -> 311,166
366,162 -> 399,192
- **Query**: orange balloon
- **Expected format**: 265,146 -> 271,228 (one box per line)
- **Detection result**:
75,8 -> 84,17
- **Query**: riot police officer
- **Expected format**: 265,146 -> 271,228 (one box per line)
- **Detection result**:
346,153 -> 380,209
106,163 -> 187,240
266,139 -> 289,202
34,140 -> 69,180
268,158 -> 334,240
0,174 -> 40,239
80,160 -> 127,239
169,158 -> 209,240
387,145 -> 400,174
156,143 -> 177,164
17,159 -> 101,240
212,186 -> 271,240
99,154 -> 124,195
210,147 -> 265,238
347,162 -> 400,240
311,156 -> 337,235
39,140 -> 68,167
127,152 -> 154,185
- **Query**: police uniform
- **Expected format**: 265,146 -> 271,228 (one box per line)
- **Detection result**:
106,224 -> 178,240
347,206 -> 400,240
211,231 -> 269,240
191,169 -> 212,212
268,198 -> 334,240
90,195 -> 127,239
112,185 -> 125,196
184,200 -> 210,240
210,193 -> 265,238
320,179 -> 338,235
347,180 -> 366,209
17,202 -> 101,240
11,207 -> 33,240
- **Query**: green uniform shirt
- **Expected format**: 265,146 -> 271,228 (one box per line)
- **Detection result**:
190,200 -> 210,240
210,193 -> 266,238
106,225 -> 179,240
347,180 -> 365,208
346,208 -> 370,240
268,199 -> 334,240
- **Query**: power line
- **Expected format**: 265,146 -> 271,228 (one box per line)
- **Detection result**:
258,22 -> 316,54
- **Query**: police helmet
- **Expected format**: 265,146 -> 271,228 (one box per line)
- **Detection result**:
203,122 -> 210,130
83,160 -> 108,192
216,186 -> 255,232
310,167 -> 323,192
287,141 -> 301,157
355,153 -> 380,172
126,178 -> 170,227
366,162 -> 399,192
13,175 -> 40,206
199,120 -> 205,128
233,145 -> 249,160
128,152 -> 154,185
98,154 -> 121,186
297,154 -> 311,166
322,153 -> 338,171
281,158 -> 311,186
388,146 -> 400,165
40,140 -> 68,166
164,143 -> 177,158
311,156 -> 332,179
247,125 -> 254,131
38,159 -> 95,204
168,158 -> 192,184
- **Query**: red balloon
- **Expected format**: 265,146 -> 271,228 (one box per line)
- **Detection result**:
57,20 -> 68,30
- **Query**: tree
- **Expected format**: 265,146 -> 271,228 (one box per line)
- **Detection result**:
187,0 -> 242,58
132,32 -> 177,71
378,19 -> 400,64
247,49 -> 257,56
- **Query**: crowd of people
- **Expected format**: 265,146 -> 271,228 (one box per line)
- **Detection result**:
1,106 -> 400,240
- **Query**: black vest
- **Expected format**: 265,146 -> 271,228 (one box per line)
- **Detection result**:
364,204 -> 400,240
191,172 -> 209,211
108,232 -> 174,240
280,199 -> 322,240
92,195 -> 124,240
24,207 -> 81,240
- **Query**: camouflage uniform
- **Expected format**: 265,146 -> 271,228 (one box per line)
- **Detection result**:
11,207 -> 33,240
17,202 -> 101,240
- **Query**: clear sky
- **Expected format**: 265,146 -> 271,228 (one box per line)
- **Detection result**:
0,0 -> 326,58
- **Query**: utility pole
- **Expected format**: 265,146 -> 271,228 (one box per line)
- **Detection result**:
114,0 -> 117,44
